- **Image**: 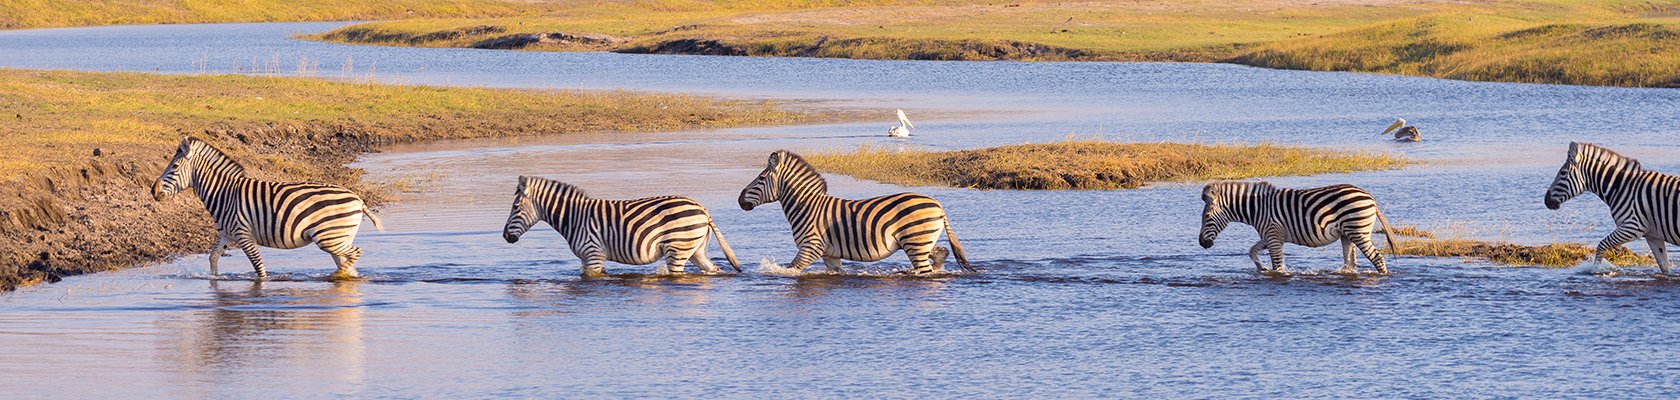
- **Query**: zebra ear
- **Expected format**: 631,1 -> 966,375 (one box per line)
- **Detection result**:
768,151 -> 784,167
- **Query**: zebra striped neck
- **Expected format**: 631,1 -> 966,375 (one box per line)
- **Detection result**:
527,178 -> 591,227
1207,181 -> 1274,224
184,141 -> 252,202
773,152 -> 830,206
1573,144 -> 1644,198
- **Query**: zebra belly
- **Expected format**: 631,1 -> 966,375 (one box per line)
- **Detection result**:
1281,225 -> 1341,248
824,242 -> 899,262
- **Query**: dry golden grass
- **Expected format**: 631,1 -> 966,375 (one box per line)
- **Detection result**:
804,141 -> 1409,190
1391,226 -> 1653,267
308,0 -> 1435,61
0,69 -> 826,180
304,0 -> 1680,87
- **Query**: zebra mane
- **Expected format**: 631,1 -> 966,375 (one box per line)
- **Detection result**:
775,150 -> 828,193
1572,142 -> 1642,171
524,175 -> 590,198
183,137 -> 247,176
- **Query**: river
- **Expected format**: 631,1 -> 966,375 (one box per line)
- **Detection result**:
2,22 -> 1678,398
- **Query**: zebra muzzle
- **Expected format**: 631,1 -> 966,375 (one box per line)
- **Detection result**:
150,182 -> 165,201
739,201 -> 754,211
1199,238 -> 1214,249
503,232 -> 520,243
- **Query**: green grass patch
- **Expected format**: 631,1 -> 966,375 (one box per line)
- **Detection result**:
803,140 -> 1409,190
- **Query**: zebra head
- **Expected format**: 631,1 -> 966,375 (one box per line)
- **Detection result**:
740,150 -> 827,211
1198,183 -> 1232,248
1198,181 -> 1267,249
504,176 -> 541,243
1545,142 -> 1636,210
739,151 -> 786,211
152,137 -> 198,201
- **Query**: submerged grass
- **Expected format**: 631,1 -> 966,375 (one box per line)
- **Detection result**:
306,0 -> 1680,86
804,141 -> 1409,190
1390,226 -> 1653,267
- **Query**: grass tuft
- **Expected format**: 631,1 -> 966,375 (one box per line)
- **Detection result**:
804,140 -> 1409,190
1391,226 -> 1654,267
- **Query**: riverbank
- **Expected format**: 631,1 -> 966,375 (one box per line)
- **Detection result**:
803,141 -> 1408,190
305,0 -> 1680,88
0,69 -> 835,290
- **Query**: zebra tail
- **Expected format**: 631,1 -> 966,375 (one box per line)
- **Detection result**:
943,217 -> 974,272
1374,206 -> 1397,251
709,219 -> 742,273
363,205 -> 385,233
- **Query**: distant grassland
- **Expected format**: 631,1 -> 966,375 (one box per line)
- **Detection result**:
803,141 -> 1408,190
306,0 -> 1680,87
0,0 -> 539,29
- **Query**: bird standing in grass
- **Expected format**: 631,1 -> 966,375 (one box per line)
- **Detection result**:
1382,117 -> 1420,142
888,109 -> 914,138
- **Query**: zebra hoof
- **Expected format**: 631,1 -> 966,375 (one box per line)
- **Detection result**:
326,271 -> 361,281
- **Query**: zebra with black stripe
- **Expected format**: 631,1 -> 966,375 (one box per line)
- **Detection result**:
1198,181 -> 1398,274
1544,142 -> 1680,273
502,176 -> 741,276
152,137 -> 383,280
737,150 -> 972,275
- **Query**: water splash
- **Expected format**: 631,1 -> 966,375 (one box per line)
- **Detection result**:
757,258 -> 807,276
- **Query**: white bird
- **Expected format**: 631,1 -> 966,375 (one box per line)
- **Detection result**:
887,109 -> 914,138
1382,117 -> 1420,142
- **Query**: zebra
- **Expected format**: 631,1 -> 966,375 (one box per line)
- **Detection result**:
1544,142 -> 1680,273
737,150 -> 972,275
151,136 -> 383,280
502,175 -> 741,276
1198,181 -> 1398,274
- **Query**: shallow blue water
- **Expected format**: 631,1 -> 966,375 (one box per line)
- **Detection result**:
2,22 -> 1680,398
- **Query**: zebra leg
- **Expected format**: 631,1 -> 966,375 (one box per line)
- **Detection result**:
207,235 -> 229,276
233,233 -> 268,279
1264,226 -> 1287,273
1350,233 -> 1387,274
1248,240 -> 1266,272
690,245 -> 722,274
1595,225 -> 1643,267
1646,237 -> 1671,274
787,241 -> 824,272
326,247 -> 362,281
904,245 -> 938,275
581,253 -> 608,278
1338,239 -> 1357,274
822,257 -> 844,273
662,245 -> 692,275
